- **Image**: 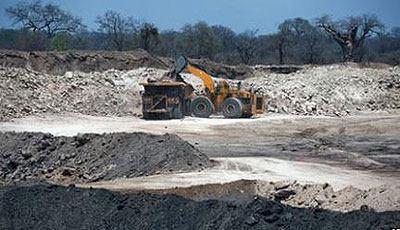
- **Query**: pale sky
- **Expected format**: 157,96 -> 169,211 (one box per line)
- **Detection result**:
0,0 -> 399,34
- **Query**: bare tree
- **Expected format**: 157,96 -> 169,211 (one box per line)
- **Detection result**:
139,22 -> 159,51
96,11 -> 138,51
6,0 -> 84,38
180,22 -> 217,59
391,27 -> 400,38
276,22 -> 293,64
156,30 -> 179,57
233,30 -> 258,64
210,25 -> 237,63
282,18 -> 323,64
317,14 -> 384,62
211,25 -> 236,50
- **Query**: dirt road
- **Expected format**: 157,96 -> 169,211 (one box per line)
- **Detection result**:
1,111 -> 399,190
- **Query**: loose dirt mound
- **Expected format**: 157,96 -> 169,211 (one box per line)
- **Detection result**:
246,64 -> 400,116
259,180 -> 400,212
0,183 -> 398,230
0,132 -> 212,185
0,49 -> 170,75
0,66 -> 167,121
0,49 -> 256,80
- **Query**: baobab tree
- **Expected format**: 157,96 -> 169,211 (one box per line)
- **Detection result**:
317,14 -> 384,62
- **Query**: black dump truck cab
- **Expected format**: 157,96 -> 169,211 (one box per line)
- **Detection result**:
140,82 -> 193,119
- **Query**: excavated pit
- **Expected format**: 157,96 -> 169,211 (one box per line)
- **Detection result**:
1,50 -> 400,229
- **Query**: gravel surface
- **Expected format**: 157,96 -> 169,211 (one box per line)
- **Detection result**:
0,132 -> 212,185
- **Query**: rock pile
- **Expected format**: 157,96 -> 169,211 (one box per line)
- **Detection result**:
0,183 -> 398,229
1,61 -> 400,120
0,132 -> 212,185
0,66 -> 167,121
245,64 -> 400,116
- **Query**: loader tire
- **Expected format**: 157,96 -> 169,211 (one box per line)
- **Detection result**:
191,96 -> 214,118
222,97 -> 243,118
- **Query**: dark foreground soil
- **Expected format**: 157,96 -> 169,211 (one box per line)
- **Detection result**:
0,183 -> 399,230
0,132 -> 212,185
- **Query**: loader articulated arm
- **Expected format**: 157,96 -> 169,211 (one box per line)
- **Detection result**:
174,56 -> 216,94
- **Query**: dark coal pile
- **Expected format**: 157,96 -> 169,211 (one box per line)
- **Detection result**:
0,132 -> 212,185
0,183 -> 399,230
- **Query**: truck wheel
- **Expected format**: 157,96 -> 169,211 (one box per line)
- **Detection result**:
241,113 -> 253,118
143,112 -> 151,120
222,97 -> 243,118
143,112 -> 169,120
191,96 -> 214,118
183,100 -> 192,116
172,104 -> 183,119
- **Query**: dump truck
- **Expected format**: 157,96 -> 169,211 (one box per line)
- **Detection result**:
140,56 -> 265,119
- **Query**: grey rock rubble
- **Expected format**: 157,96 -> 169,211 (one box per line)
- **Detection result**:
0,67 -> 166,121
245,64 -> 400,116
1,63 -> 400,121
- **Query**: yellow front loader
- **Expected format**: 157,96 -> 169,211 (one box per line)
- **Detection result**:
140,56 -> 265,119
